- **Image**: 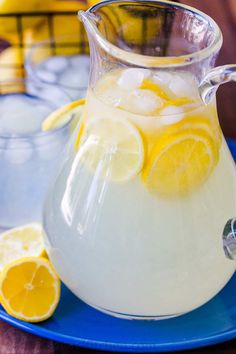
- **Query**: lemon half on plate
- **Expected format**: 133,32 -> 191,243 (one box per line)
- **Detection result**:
0,223 -> 46,271
0,257 -> 60,323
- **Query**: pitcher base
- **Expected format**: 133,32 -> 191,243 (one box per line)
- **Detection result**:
87,302 -> 182,320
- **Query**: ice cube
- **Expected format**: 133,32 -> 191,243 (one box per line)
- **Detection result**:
35,104 -> 54,120
70,55 -> 90,70
117,68 -> 150,90
99,87 -> 125,107
0,94 -> 53,135
159,105 -> 185,125
37,69 -> 57,84
0,95 -> 33,115
169,74 -> 199,98
153,71 -> 172,85
43,56 -> 68,73
69,55 -> 90,88
36,134 -> 63,161
63,87 -> 86,101
31,55 -> 89,101
35,85 -> 71,107
58,65 -> 89,89
122,89 -> 163,115
4,140 -> 33,164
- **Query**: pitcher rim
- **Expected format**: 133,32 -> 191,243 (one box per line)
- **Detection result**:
84,0 -> 223,67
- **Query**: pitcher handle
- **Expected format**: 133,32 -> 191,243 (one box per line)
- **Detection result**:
199,64 -> 236,104
201,65 -> 236,259
223,219 -> 236,260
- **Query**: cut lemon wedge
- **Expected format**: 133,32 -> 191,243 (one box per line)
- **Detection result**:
42,99 -> 85,131
0,257 -> 60,323
79,117 -> 144,182
143,129 -> 218,197
0,223 -> 46,271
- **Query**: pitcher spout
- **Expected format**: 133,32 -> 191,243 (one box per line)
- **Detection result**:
78,10 -> 98,38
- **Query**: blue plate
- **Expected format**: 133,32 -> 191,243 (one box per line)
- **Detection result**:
1,138 -> 236,353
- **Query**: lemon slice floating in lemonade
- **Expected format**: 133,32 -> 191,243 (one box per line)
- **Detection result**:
0,257 -> 60,323
78,117 -> 145,182
42,99 -> 85,131
0,223 -> 46,271
143,129 -> 219,197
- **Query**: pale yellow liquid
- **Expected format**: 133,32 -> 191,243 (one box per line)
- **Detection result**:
44,69 -> 236,318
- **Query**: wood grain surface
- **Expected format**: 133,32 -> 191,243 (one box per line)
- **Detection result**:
1,0 -> 236,353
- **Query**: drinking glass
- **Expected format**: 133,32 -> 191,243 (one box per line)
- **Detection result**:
25,35 -> 90,103
0,79 -> 74,230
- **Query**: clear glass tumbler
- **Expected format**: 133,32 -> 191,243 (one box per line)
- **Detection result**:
25,35 -> 90,103
0,79 -> 74,230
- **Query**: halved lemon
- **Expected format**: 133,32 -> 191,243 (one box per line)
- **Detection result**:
143,129 -> 218,197
78,117 -> 144,182
0,223 -> 46,271
42,99 -> 85,131
0,257 -> 60,323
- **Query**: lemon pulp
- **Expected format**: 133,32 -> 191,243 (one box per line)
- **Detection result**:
0,223 -> 46,271
0,257 -> 60,323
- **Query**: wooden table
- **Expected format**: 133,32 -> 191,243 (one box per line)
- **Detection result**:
1,0 -> 236,353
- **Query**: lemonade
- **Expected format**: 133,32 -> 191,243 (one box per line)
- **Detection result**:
44,68 -> 236,318
0,92 -> 72,229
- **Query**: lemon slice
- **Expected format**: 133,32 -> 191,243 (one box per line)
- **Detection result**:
79,117 -> 144,182
143,129 -> 218,197
42,99 -> 85,131
0,257 -> 60,323
0,223 -> 46,271
141,79 -> 170,101
164,115 -> 216,139
159,112 -> 222,159
140,79 -> 193,106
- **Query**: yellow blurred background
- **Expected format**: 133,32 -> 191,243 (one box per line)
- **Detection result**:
0,0 -> 92,82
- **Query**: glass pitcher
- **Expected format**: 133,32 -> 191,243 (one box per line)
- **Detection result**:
43,0 -> 236,319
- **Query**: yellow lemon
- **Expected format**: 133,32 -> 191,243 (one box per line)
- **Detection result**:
141,79 -> 193,106
87,0 -> 101,6
90,3 -> 163,46
23,27 -> 52,63
24,22 -> 86,57
164,114 -> 217,136
143,129 -> 218,197
74,122 -> 85,150
141,79 -> 170,101
0,47 -> 25,83
0,0 -> 53,37
0,0 -> 52,12
0,257 -> 60,323
163,113 -> 222,154
0,224 -> 46,271
78,117 -> 144,182
42,99 -> 85,132
50,1 -> 87,11
24,4 -> 88,57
